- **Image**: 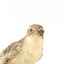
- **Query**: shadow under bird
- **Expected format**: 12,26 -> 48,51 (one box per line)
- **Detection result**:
0,24 -> 44,64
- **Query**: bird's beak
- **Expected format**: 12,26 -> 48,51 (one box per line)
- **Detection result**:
33,30 -> 39,35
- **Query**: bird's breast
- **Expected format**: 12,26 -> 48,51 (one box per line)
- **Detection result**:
10,36 -> 43,64
21,36 -> 43,63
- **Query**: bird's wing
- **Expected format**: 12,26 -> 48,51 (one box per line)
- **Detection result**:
0,40 -> 24,64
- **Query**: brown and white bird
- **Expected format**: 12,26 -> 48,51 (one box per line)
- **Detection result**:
0,24 -> 44,64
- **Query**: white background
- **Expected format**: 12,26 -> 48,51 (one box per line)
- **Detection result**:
0,0 -> 64,64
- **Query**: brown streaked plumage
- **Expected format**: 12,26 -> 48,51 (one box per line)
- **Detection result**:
0,24 -> 44,64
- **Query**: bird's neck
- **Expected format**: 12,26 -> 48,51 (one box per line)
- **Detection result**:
24,35 -> 43,44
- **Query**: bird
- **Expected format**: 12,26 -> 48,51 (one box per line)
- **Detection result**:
0,24 -> 44,64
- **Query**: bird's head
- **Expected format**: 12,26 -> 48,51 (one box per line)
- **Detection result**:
26,24 -> 44,38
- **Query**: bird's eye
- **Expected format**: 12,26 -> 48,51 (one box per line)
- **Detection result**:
42,30 -> 44,33
30,28 -> 33,32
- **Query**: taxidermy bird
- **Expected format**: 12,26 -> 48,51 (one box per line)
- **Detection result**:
0,24 -> 44,64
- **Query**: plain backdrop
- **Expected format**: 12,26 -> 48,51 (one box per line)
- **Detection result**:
0,0 -> 64,64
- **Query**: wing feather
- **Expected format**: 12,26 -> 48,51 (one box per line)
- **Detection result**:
0,39 -> 24,64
